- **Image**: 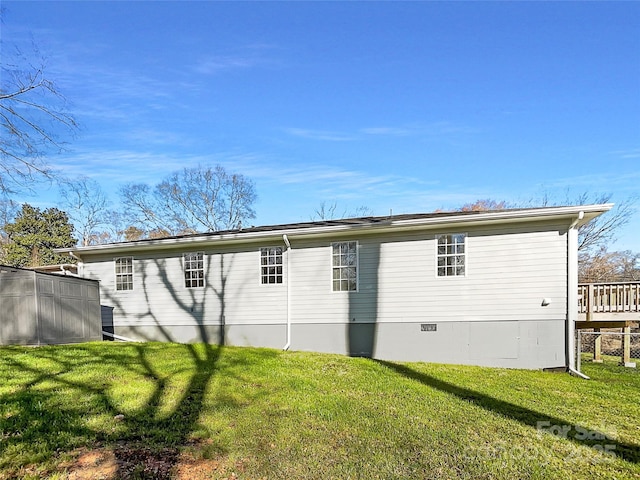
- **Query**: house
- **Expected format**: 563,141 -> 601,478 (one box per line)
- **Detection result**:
0,265 -> 102,345
57,204 -> 611,369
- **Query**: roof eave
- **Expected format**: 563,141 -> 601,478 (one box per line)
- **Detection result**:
57,204 -> 612,257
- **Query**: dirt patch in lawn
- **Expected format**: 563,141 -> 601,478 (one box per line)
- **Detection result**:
62,443 -> 245,480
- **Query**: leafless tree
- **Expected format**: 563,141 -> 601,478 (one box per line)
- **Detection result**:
0,196 -> 18,234
529,191 -> 637,252
459,193 -> 636,253
119,225 -> 143,242
0,195 -> 18,261
96,210 -> 128,244
579,247 -> 640,283
311,201 -> 373,220
120,165 -> 257,235
569,192 -> 636,253
350,205 -> 374,218
58,176 -> 110,246
458,199 -> 509,212
119,183 -> 168,233
312,201 -> 340,221
0,43 -> 77,193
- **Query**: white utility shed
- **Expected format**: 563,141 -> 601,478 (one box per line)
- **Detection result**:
0,265 -> 102,345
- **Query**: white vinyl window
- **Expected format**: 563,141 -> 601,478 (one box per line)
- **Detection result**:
260,247 -> 283,284
115,257 -> 134,291
184,252 -> 205,288
332,241 -> 358,291
437,234 -> 466,277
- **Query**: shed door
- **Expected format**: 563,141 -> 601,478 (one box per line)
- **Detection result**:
38,278 -> 61,343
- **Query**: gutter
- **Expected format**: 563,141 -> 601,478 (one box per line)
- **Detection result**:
567,212 -> 589,379
282,234 -> 292,351
55,204 -> 613,257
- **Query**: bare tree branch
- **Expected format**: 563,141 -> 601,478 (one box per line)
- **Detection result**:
57,176 -> 110,246
0,44 -> 77,193
120,165 -> 257,236
534,191 -> 637,252
119,182 -> 173,234
579,247 -> 640,282
571,193 -> 636,252
311,201 -> 373,220
457,199 -> 510,212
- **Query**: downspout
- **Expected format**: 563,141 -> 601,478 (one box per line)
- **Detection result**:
68,251 -> 83,276
102,331 -> 139,342
567,212 -> 589,379
282,234 -> 292,350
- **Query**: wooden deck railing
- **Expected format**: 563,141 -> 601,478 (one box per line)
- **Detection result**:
578,282 -> 640,320
577,282 -> 640,367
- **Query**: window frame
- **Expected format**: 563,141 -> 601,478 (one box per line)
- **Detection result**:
114,256 -> 134,291
331,241 -> 359,292
183,252 -> 205,289
260,246 -> 284,285
435,233 -> 467,278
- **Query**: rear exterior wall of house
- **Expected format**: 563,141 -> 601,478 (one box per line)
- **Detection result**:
79,220 -> 569,369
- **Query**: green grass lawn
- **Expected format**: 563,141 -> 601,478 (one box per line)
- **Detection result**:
1,342 -> 639,479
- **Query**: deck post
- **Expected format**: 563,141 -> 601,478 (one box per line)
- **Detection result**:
587,284 -> 595,322
593,328 -> 602,363
621,326 -> 636,368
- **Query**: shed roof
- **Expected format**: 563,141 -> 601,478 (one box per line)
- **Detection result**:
0,264 -> 98,282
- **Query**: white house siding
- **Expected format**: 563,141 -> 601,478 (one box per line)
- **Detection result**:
80,219 -> 569,369
82,242 -> 288,348
287,221 -> 567,323
284,221 -> 568,368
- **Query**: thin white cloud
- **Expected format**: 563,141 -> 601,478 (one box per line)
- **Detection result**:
194,56 -> 260,74
49,149 -> 436,206
536,171 -> 640,193
120,129 -> 193,147
361,121 -> 478,138
16,30 -> 196,124
215,156 -> 442,207
193,44 -> 280,75
284,121 -> 476,142
611,148 -> 640,159
51,150 -> 192,183
283,128 -> 356,142
360,127 -> 414,136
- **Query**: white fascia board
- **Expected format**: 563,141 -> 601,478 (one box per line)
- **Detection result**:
58,204 -> 612,258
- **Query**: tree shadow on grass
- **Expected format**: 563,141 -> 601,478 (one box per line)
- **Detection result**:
0,252 -> 259,479
375,359 -> 640,464
0,342 -> 228,479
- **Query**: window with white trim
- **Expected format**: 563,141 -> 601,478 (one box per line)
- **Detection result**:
184,252 -> 205,288
332,241 -> 358,291
115,257 -> 133,291
437,234 -> 466,277
260,247 -> 283,284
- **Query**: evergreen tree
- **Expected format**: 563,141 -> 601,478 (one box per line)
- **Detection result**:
3,204 -> 77,267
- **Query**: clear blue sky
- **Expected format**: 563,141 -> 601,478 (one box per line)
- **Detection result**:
4,1 -> 640,251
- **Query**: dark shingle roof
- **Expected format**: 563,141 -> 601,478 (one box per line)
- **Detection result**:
115,208 -> 519,246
